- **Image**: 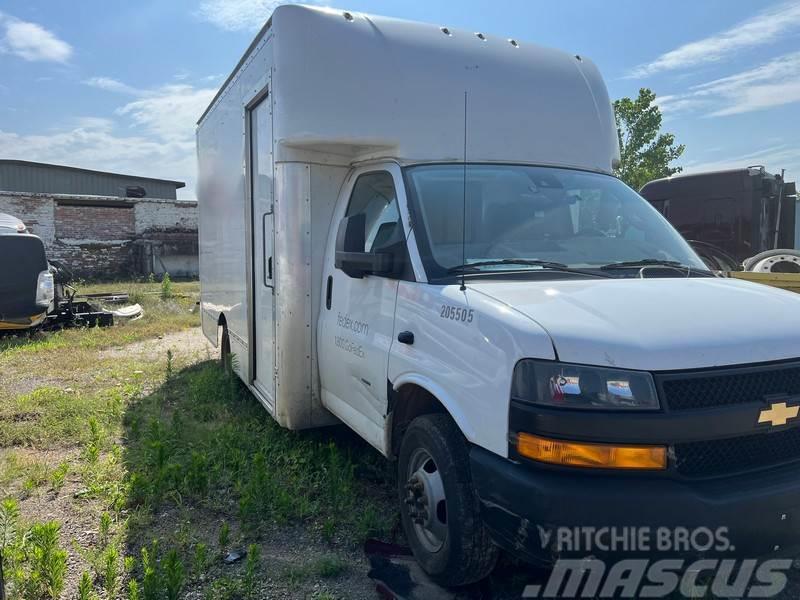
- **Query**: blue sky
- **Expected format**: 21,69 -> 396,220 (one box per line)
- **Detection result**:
0,0 -> 798,199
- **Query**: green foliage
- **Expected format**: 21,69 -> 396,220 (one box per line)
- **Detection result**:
141,541 -> 161,600
76,571 -> 96,600
613,88 -> 685,191
163,548 -> 185,600
160,273 -> 173,299
48,462 -> 68,493
128,579 -> 141,600
193,542 -> 208,578
121,362 -> 393,545
244,544 -> 260,598
11,521 -> 68,600
102,545 -> 119,597
99,512 -> 112,548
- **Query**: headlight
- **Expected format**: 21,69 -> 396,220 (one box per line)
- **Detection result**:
511,359 -> 659,411
35,270 -> 54,307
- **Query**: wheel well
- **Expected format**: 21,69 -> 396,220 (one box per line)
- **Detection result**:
389,383 -> 447,457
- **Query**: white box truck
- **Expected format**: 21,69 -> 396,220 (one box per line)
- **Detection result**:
198,5 -> 800,585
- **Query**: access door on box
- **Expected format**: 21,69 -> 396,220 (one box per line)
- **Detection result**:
249,90 -> 276,404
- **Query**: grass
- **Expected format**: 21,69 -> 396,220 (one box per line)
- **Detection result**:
122,360 -> 393,541
0,279 -> 395,599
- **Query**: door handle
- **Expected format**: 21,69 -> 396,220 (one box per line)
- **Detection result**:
326,275 -> 333,310
268,256 -> 273,280
397,331 -> 414,345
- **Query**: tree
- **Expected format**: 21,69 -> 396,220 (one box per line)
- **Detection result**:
613,88 -> 685,191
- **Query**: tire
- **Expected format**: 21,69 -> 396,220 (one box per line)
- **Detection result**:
398,413 -> 499,586
220,324 -> 232,373
743,249 -> 800,272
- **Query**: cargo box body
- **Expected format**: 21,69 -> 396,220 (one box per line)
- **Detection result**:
196,4 -> 618,430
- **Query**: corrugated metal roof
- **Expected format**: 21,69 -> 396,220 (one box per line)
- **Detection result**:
0,160 -> 185,199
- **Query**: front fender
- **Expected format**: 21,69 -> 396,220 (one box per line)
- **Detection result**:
392,372 -> 478,442
388,282 -> 556,457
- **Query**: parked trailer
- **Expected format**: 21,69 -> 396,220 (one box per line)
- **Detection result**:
198,6 -> 800,585
640,167 -> 797,266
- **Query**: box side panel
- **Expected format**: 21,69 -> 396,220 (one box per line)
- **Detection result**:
197,96 -> 249,373
197,29 -> 273,385
273,162 -> 346,429
273,163 -> 312,428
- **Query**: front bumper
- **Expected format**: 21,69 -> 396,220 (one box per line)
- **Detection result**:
470,445 -> 800,564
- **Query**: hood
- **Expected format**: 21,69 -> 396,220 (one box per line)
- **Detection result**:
469,277 -> 800,371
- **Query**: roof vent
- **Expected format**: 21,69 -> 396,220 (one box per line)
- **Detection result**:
440,26 -> 451,36
575,54 -> 582,61
343,11 -> 354,21
475,32 -> 486,41
508,39 -> 519,48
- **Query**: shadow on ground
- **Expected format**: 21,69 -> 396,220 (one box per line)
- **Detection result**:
119,359 -> 398,598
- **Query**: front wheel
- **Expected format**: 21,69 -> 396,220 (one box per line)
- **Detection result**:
398,413 -> 499,586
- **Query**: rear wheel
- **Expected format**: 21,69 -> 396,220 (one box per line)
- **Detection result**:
398,413 -> 499,586
220,324 -> 232,373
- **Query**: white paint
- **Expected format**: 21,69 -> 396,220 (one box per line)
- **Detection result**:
201,4 -> 619,172
199,5 -> 800,468
468,277 -> 800,371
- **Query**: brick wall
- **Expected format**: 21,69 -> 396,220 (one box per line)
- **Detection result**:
55,204 -> 135,241
0,191 -> 198,279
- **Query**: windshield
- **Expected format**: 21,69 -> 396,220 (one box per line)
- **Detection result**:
404,164 -> 707,280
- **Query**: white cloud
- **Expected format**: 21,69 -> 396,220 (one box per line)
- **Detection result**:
117,84 -> 216,144
0,83 -> 217,199
655,51 -> 800,118
197,0 -> 320,31
628,1 -> 800,78
83,76 -> 145,97
0,13 -> 72,63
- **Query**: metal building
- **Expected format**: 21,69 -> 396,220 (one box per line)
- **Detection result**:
0,160 -> 185,199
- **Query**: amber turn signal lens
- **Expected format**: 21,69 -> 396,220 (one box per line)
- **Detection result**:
516,433 -> 667,470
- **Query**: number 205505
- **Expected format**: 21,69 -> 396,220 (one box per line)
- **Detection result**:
440,305 -> 474,323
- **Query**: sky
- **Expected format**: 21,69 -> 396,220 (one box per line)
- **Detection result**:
0,0 -> 798,200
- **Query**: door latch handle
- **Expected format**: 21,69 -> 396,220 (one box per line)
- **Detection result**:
397,331 -> 414,345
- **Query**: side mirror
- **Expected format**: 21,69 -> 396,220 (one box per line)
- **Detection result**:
335,214 -> 392,278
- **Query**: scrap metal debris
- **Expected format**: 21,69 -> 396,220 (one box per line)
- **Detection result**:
365,539 -> 490,600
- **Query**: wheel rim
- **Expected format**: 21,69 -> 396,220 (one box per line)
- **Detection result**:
404,447 -> 448,553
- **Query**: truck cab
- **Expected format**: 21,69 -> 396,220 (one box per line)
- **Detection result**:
197,5 -> 800,586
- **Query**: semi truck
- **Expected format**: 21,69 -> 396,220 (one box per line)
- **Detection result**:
640,167 -> 798,271
197,5 -> 800,585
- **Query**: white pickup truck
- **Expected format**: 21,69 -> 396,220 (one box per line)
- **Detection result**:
197,5 -> 800,585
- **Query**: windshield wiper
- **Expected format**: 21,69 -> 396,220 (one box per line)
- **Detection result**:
446,259 -> 612,278
599,259 -> 714,275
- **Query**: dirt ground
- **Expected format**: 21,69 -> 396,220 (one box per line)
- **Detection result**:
4,283 -> 800,600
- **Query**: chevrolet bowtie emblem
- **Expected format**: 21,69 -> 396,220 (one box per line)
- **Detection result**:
758,402 -> 800,427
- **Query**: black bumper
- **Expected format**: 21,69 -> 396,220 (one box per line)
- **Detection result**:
470,446 -> 800,564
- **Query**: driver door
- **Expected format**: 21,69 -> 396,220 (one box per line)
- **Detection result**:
318,168 -> 409,451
